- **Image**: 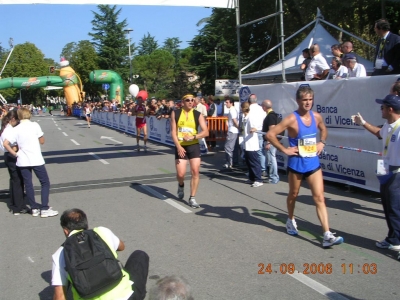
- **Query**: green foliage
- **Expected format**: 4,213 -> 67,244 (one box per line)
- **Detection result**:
0,42 -> 48,103
89,4 -> 129,78
132,49 -> 174,98
69,40 -> 101,97
138,33 -> 159,56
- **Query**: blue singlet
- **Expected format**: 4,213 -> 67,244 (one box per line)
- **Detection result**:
287,111 -> 320,173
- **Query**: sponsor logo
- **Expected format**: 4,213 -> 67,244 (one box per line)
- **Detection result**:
21,77 -> 40,87
98,72 -> 108,80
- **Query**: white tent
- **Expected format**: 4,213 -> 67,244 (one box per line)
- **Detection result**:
242,23 -> 374,80
0,0 -> 234,7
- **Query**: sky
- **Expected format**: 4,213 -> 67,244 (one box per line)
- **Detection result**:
0,4 -> 213,62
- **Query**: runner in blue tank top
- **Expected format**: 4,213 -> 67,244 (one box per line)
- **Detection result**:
266,85 -> 344,248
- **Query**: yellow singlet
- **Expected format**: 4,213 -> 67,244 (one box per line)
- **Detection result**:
177,109 -> 198,146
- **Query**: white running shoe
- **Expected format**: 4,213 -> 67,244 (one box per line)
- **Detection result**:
251,182 -> 263,187
40,207 -> 59,218
286,218 -> 298,236
31,209 -> 40,217
189,197 -> 200,209
323,232 -> 344,248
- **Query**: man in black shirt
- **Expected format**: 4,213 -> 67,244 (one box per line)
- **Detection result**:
261,100 -> 280,184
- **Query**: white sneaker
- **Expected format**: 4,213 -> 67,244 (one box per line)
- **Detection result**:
31,209 -> 40,217
41,207 -> 59,218
177,185 -> 184,200
323,232 -> 344,247
189,197 -> 200,208
286,218 -> 298,236
251,181 -> 263,187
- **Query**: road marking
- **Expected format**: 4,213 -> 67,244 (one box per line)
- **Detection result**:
140,185 -> 192,213
62,132 -> 68,136
88,152 -> 109,165
28,256 -> 34,263
70,139 -> 80,145
101,136 -> 123,144
288,273 -> 349,300
55,124 -> 58,126
58,128 -> 61,130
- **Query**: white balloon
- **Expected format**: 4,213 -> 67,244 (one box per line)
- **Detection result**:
129,84 -> 139,97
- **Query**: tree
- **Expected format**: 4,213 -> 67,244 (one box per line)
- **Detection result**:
137,33 -> 159,56
89,5 -> 129,78
132,49 -> 174,98
0,42 -> 48,103
60,42 -> 77,62
69,40 -> 101,98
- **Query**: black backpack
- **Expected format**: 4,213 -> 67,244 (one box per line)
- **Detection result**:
63,229 -> 123,299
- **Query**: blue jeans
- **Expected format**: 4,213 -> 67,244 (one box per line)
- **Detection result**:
266,144 -> 279,183
257,133 -> 266,172
19,165 -> 50,210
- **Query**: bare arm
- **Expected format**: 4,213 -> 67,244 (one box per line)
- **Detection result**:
315,112 -> 327,154
3,139 -> 18,157
266,114 -> 298,156
39,136 -> 45,145
196,114 -> 209,139
353,114 -> 381,138
53,286 -> 67,300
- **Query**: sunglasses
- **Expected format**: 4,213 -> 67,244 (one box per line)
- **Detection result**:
185,99 -> 194,102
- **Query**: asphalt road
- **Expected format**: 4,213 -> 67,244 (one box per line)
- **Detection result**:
0,112 -> 399,300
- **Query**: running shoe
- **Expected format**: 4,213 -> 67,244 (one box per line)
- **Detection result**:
244,179 -> 253,184
41,207 -> 59,218
286,218 -> 298,236
144,145 -> 147,152
376,239 -> 400,250
251,182 -> 264,187
31,209 -> 40,217
189,197 -> 200,209
322,232 -> 344,247
177,184 -> 184,200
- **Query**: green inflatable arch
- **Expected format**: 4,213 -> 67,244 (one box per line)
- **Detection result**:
89,70 -> 124,104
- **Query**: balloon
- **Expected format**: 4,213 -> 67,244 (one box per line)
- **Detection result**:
129,84 -> 139,97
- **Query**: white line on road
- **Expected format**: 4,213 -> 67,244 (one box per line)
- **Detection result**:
27,256 -> 34,263
70,139 -> 80,145
55,124 -> 58,126
288,273 -> 349,300
88,152 -> 109,165
58,128 -> 61,130
62,132 -> 68,136
140,185 -> 192,213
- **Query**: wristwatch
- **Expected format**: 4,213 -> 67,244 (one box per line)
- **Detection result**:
320,140 -> 326,145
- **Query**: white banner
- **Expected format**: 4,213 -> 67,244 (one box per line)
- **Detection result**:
91,111 -> 209,155
0,0 -> 234,8
246,75 -> 400,191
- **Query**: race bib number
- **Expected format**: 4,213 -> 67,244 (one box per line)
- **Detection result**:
137,111 -> 144,118
178,127 -> 194,141
298,137 -> 317,157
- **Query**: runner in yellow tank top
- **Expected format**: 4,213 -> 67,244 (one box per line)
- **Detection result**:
171,94 -> 209,208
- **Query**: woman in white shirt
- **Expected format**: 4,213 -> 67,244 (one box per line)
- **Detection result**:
4,108 -> 58,218
0,110 -> 28,215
